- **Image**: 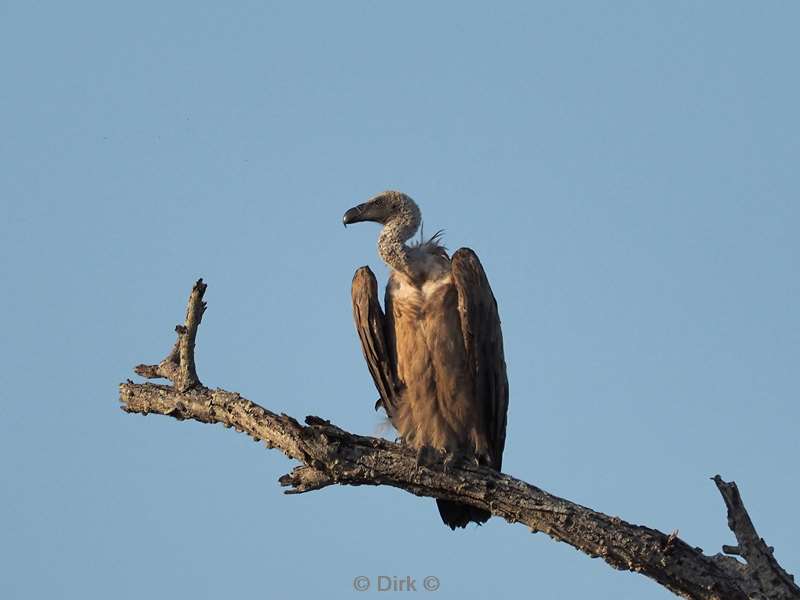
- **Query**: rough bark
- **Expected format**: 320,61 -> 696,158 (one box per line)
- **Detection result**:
134,279 -> 206,392
120,280 -> 799,600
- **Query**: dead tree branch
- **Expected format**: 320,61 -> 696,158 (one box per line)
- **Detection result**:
134,278 -> 206,392
119,280 -> 799,600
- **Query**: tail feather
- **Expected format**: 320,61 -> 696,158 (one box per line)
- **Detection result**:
436,499 -> 490,529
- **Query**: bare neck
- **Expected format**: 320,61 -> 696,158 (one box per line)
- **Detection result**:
378,218 -> 419,276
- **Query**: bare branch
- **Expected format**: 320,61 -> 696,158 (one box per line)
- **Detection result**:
279,465 -> 335,494
120,280 -> 799,600
134,279 -> 207,391
713,475 -> 799,599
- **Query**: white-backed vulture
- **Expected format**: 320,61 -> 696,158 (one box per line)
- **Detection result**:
343,191 -> 509,529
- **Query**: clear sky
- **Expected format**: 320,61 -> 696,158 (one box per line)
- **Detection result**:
1,2 -> 797,599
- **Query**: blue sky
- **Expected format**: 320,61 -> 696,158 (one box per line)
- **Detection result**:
1,2 -> 797,599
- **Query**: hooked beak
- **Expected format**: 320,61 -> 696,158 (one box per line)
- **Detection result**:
342,201 -> 386,227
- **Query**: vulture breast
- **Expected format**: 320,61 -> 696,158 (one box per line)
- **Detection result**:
386,269 -> 489,459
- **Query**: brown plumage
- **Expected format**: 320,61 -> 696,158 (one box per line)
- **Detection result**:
345,191 -> 509,529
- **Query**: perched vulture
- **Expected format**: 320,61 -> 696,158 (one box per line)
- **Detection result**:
343,191 -> 509,529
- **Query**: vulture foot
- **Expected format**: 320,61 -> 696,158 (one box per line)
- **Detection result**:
443,450 -> 477,474
415,445 -> 440,469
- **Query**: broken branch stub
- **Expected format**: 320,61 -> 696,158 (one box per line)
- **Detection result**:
134,278 -> 207,392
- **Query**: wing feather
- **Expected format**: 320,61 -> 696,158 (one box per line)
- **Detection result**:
351,266 -> 400,417
451,248 -> 509,470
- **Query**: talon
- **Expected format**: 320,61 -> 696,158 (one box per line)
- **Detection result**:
443,453 -> 456,474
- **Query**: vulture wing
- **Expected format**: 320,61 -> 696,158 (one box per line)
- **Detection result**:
351,266 -> 400,417
451,248 -> 509,470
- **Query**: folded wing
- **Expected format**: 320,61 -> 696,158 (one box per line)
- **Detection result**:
351,266 -> 400,417
451,248 -> 509,470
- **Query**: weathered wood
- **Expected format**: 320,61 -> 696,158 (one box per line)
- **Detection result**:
134,279 -> 206,391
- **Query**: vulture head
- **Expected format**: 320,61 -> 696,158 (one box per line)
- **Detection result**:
343,191 -> 421,233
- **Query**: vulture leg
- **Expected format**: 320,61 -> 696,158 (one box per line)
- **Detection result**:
415,445 -> 439,468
